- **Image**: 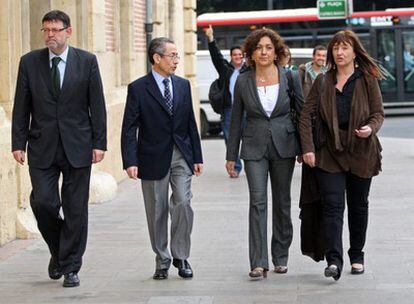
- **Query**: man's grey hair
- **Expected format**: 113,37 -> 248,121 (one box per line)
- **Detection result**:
148,37 -> 175,64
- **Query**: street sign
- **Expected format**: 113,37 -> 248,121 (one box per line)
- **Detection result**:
318,0 -> 348,19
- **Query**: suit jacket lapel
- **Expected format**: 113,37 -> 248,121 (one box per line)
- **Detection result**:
246,71 -> 268,117
145,72 -> 171,115
59,47 -> 76,102
171,75 -> 180,115
37,48 -> 55,98
270,66 -> 288,117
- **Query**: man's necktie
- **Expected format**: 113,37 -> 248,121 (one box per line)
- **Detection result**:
51,57 -> 61,97
162,78 -> 173,115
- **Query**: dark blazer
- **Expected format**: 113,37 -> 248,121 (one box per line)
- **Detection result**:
12,47 -> 107,169
299,71 -> 384,178
121,72 -> 203,180
226,66 -> 304,161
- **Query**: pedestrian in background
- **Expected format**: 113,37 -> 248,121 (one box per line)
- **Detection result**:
299,45 -> 327,98
280,45 -> 296,71
299,30 -> 385,281
121,37 -> 203,280
205,25 -> 247,177
11,10 -> 107,287
226,28 -> 304,280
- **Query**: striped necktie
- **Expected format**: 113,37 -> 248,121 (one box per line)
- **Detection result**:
162,78 -> 173,115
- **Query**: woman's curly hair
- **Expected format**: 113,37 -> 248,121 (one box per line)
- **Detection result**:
243,28 -> 286,68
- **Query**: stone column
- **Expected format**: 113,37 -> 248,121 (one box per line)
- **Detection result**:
183,0 -> 199,127
0,0 -> 39,245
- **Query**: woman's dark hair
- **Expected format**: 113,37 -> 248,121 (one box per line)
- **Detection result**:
230,46 -> 242,56
42,10 -> 71,28
283,45 -> 292,65
327,30 -> 385,79
243,28 -> 286,68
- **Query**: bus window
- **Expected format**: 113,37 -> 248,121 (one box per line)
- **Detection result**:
215,37 -> 227,49
377,30 -> 397,94
403,31 -> 414,93
232,36 -> 246,48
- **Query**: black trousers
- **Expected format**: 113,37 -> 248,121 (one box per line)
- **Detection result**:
29,141 -> 91,274
316,169 -> 372,274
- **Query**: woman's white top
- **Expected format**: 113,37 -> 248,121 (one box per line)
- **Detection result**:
257,84 -> 279,117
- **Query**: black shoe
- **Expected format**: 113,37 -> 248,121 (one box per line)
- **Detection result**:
351,265 -> 365,275
63,272 -> 80,287
324,265 -> 340,281
172,259 -> 193,278
153,269 -> 168,280
48,257 -> 62,280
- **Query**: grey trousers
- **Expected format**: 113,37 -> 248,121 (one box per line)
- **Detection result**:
244,138 -> 295,271
141,146 -> 194,270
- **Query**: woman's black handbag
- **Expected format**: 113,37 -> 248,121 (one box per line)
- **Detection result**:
286,71 -> 301,133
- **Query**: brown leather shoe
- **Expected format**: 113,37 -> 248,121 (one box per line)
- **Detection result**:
249,267 -> 267,280
274,266 -> 288,274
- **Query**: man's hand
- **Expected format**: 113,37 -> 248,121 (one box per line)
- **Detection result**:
205,24 -> 214,42
12,150 -> 25,165
355,125 -> 372,138
126,166 -> 138,180
92,149 -> 105,164
303,152 -> 316,168
194,163 -> 203,177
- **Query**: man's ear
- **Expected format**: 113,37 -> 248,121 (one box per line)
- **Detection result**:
153,53 -> 161,64
66,26 -> 73,37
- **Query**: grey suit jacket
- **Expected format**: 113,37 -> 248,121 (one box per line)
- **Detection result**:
226,65 -> 304,161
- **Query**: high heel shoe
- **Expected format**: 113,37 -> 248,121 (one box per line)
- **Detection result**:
249,267 -> 267,279
351,263 -> 365,275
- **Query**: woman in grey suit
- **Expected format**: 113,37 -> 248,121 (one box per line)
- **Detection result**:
226,29 -> 304,279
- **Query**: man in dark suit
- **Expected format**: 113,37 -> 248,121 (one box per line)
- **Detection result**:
121,37 -> 203,280
11,10 -> 107,288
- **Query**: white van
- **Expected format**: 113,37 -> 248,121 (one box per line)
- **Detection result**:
196,48 -> 313,137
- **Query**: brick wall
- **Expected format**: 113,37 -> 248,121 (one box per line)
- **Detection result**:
133,0 -> 146,53
105,0 -> 116,52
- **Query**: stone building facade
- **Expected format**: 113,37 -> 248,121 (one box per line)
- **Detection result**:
0,0 -> 199,246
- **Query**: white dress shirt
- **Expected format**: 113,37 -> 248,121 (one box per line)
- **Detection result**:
257,84 -> 279,117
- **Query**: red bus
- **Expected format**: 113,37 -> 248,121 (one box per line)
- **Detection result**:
197,7 -> 414,109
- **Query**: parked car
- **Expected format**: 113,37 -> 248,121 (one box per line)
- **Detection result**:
196,48 -> 313,137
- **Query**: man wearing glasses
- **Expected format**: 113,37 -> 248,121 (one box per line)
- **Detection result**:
121,37 -> 203,280
11,10 -> 107,287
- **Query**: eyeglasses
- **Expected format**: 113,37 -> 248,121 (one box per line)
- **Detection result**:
161,53 -> 181,60
41,27 -> 67,34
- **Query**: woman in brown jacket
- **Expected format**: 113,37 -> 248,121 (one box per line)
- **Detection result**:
299,30 -> 385,281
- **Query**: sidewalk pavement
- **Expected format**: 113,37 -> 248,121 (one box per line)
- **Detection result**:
1,136 -> 414,304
